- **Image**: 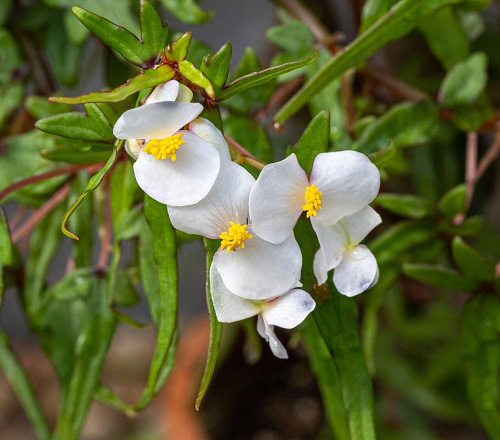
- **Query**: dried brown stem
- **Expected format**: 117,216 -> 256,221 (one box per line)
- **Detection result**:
225,134 -> 259,160
11,183 -> 72,243
225,134 -> 267,171
0,163 -> 103,202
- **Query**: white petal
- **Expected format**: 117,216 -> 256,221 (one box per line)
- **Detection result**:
189,117 -> 231,161
257,315 -> 267,340
249,154 -> 308,244
339,206 -> 382,245
125,138 -> 142,160
333,244 -> 378,297
133,131 -> 220,206
113,101 -> 203,140
313,249 -> 336,285
311,151 -> 380,226
311,217 -> 347,266
176,83 -> 193,103
213,231 -> 302,300
209,264 -> 260,322
145,80 -> 180,104
167,160 -> 254,238
262,289 -> 315,329
262,319 -> 288,359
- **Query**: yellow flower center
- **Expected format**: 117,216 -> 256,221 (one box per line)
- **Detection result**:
302,184 -> 322,218
220,222 -> 253,253
143,133 -> 185,161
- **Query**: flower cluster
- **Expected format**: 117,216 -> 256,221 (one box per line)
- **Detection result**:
113,80 -> 381,358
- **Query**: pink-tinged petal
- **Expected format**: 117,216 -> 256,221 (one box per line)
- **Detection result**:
145,80 -> 180,104
134,131 -> 220,206
262,289 -> 315,329
339,206 -> 382,245
189,117 -> 231,161
167,160 -> 254,238
311,217 -> 346,266
249,154 -> 309,244
113,101 -> 203,140
213,231 -> 302,300
333,244 -> 378,297
311,151 -> 380,226
210,264 -> 260,323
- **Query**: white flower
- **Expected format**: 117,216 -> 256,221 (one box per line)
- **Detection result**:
113,80 -> 222,206
313,206 -> 381,296
168,160 -> 302,300
210,264 -> 315,359
249,152 -> 380,259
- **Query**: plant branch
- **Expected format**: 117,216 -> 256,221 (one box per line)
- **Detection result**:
224,134 -> 267,171
476,132 -> 500,181
464,131 -> 478,211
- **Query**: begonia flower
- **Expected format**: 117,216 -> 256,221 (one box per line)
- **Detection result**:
113,80 -> 222,206
210,264 -> 315,359
168,160 -> 302,300
313,206 -> 381,296
249,152 -> 380,261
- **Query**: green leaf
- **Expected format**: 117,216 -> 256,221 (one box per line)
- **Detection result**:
288,109 -> 330,176
50,64 -> 176,105
25,95 -> 71,119
158,0 -> 212,25
0,0 -> 12,26
438,184 -> 466,216
451,236 -> 495,281
352,101 -> 440,154
72,1 -> 168,68
0,208 -> 13,305
41,144 -> 111,164
196,238 -> 223,410
134,195 -> 178,410
61,140 -> 123,240
218,51 -> 317,101
266,20 -> 314,53
110,161 -> 138,235
201,42 -> 232,91
402,263 -> 479,290
0,331 -> 51,440
0,28 -> 22,82
274,0 -> 458,124
440,52 -> 488,107
419,7 -> 470,69
178,59 -> 215,99
440,215 -> 484,237
0,81 -> 23,131
463,295 -> 500,438
301,318 -> 350,440
164,32 -> 191,62
36,103 -> 115,143
375,194 -> 433,219
368,140 -> 396,169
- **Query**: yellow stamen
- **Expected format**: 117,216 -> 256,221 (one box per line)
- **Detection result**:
143,133 -> 185,161
220,222 -> 253,253
302,183 -> 322,218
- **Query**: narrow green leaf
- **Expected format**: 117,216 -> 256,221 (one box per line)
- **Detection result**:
440,52 -> 488,108
217,51 -> 317,101
402,263 -> 479,290
164,32 -> 191,62
274,0 -> 453,124
72,1 -> 167,67
0,331 -> 51,440
49,64 -> 176,104
288,109 -> 330,176
438,184 -> 466,216
94,384 -> 136,417
196,238 -> 223,410
451,236 -> 495,281
360,0 -> 398,32
134,195 -> 178,410
25,95 -> 71,119
201,42 -> 232,90
368,140 -> 396,169
178,59 -> 215,99
158,0 -> 213,25
36,103 -> 114,143
353,101 -> 440,154
0,208 -> 13,306
41,146 -> 111,164
61,140 -> 124,240
374,194 -> 434,219
463,295 -> 500,439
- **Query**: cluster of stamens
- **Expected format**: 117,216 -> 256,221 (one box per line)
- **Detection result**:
302,184 -> 322,218
143,133 -> 185,161
220,222 -> 253,253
